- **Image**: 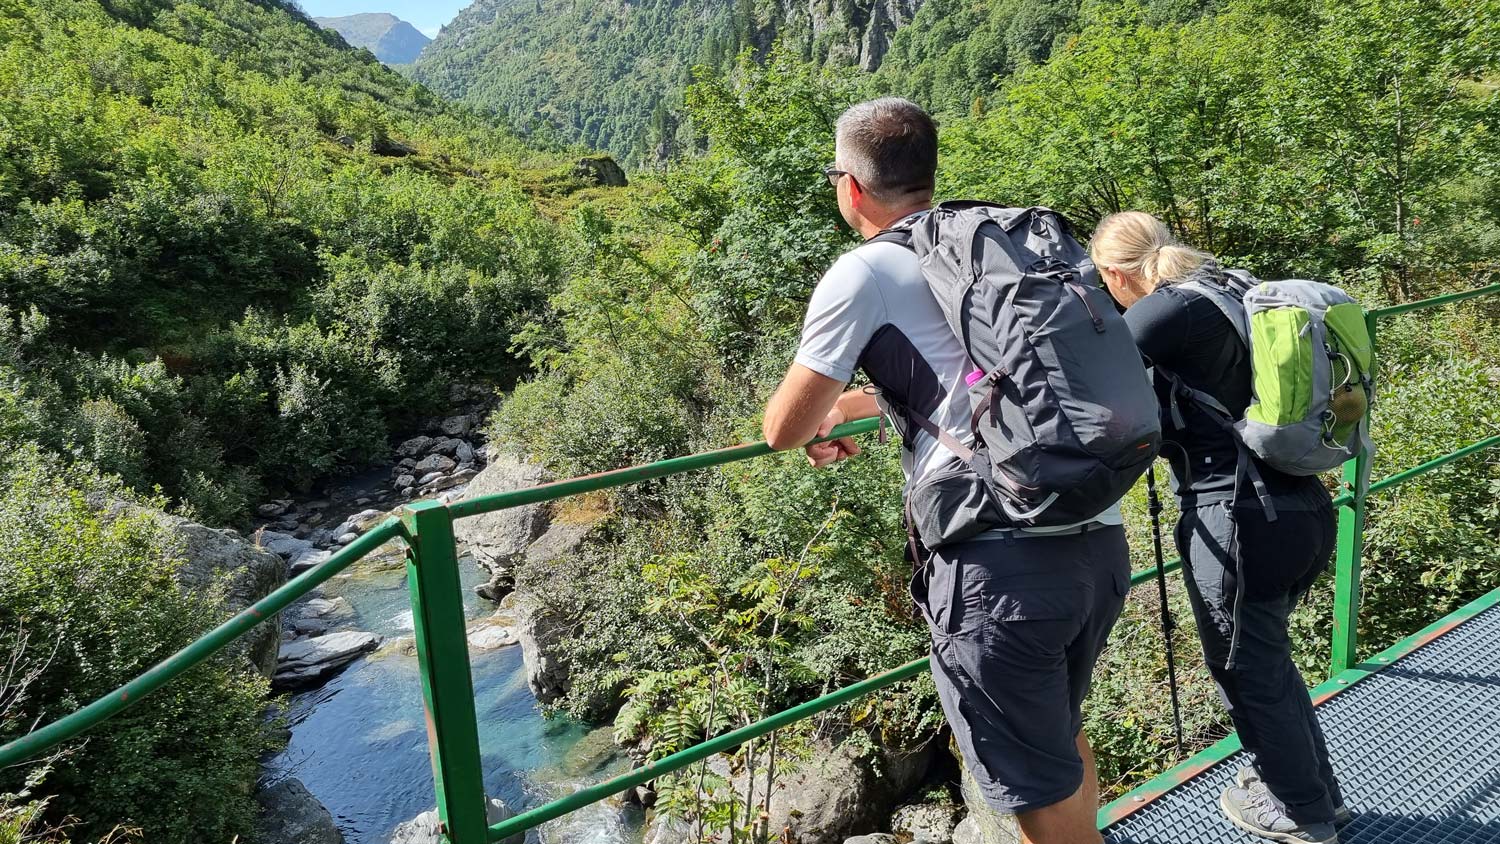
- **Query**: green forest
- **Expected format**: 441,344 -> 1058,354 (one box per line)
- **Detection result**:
3,0 -> 1499,841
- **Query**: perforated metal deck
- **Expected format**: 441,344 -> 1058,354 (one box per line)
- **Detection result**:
1103,593 -> 1500,844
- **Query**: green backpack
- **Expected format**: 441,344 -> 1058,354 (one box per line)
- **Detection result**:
1166,270 -> 1375,514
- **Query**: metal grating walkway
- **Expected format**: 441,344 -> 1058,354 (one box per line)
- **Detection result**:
1104,597 -> 1500,844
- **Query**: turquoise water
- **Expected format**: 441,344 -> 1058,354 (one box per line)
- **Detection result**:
268,548 -> 643,843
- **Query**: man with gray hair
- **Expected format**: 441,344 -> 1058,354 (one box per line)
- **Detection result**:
763,97 -> 1127,844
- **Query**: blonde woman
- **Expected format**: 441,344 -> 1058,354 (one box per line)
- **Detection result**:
1091,212 -> 1346,844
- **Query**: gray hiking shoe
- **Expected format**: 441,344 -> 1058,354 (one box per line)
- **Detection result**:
1235,766 -> 1353,825
1220,785 -> 1339,843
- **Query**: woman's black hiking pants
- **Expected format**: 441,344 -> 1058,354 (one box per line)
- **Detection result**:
1175,482 -> 1343,825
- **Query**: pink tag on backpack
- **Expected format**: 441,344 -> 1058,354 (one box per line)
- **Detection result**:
965,369 -> 986,387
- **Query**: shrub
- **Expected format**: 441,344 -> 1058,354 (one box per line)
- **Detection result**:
0,445 -> 275,843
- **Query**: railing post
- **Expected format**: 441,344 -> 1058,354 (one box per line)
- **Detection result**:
403,500 -> 489,844
1330,312 -> 1377,676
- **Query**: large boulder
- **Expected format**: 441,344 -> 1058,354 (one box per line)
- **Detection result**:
892,800 -> 964,844
453,453 -> 551,599
452,453 -> 549,563
572,155 -> 628,187
747,740 -> 930,844
513,590 -> 571,704
165,517 -> 287,677
390,796 -> 521,844
510,519 -> 604,705
273,631 -> 383,691
413,453 -> 457,476
256,777 -> 343,844
524,521 -> 595,567
645,739 -> 930,844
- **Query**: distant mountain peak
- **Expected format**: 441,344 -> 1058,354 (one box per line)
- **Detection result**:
314,12 -> 431,65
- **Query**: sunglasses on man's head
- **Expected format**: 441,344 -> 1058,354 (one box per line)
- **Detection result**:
822,164 -> 851,187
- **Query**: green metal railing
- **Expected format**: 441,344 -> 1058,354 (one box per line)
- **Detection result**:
1,283 -> 1496,843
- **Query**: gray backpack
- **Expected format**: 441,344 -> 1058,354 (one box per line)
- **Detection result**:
874,201 -> 1161,545
1166,270 -> 1374,516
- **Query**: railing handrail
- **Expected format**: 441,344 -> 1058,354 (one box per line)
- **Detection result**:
1,284 -> 1496,842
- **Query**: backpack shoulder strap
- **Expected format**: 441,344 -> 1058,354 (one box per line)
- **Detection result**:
864,209 -> 933,252
866,228 -> 914,250
1178,278 -> 1250,348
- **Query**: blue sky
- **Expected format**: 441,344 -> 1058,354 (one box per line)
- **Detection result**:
297,0 -> 473,38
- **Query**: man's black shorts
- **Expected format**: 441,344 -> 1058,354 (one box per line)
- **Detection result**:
911,525 -> 1130,813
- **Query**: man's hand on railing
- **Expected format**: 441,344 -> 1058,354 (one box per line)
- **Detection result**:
806,407 -> 862,467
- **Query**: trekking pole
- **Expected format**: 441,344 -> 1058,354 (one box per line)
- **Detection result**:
1147,464 -> 1186,758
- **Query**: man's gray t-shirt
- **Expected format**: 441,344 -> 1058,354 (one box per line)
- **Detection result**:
794,232 -> 1122,533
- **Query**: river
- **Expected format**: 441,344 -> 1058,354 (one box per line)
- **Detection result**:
263,478 -> 644,844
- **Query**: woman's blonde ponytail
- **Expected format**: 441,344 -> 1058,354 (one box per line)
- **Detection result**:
1090,212 -> 1213,289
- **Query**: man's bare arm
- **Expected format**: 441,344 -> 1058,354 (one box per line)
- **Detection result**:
763,363 -> 848,450
764,365 -> 880,466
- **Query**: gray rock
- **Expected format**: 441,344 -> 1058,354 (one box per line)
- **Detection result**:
396,435 -> 434,457
260,530 -> 314,560
746,740 -> 930,844
417,471 -> 445,487
258,502 -> 288,518
290,617 -> 331,637
455,440 -> 476,465
336,532 -> 359,545
394,474 -> 417,490
256,778 -> 343,844
524,521 -> 596,566
273,631 -> 382,691
300,597 -> 353,619
467,624 -> 519,650
390,797 -> 521,844
303,512 -> 325,527
422,471 -> 476,495
289,549 -> 332,576
440,414 -> 475,437
165,517 -> 287,677
414,454 -> 457,476
643,815 -> 693,844
474,567 -> 515,603
452,453 -> 550,568
330,509 -> 384,539
513,591 -> 567,701
428,437 -> 460,457
572,155 -> 628,187
845,836 -> 900,844
646,740 -> 930,844
955,755 -> 1021,844
503,519 -> 605,700
305,499 -> 331,511
892,801 -> 964,844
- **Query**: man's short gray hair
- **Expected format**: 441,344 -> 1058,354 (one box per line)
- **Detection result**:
835,98 -> 938,201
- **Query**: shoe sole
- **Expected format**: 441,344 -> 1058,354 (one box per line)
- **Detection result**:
1219,790 -> 1339,844
1234,770 -> 1353,826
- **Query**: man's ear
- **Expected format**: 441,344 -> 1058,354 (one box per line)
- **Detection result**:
847,174 -> 864,210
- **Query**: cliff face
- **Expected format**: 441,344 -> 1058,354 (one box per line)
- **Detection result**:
314,12 -> 431,65
412,0 -> 925,162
